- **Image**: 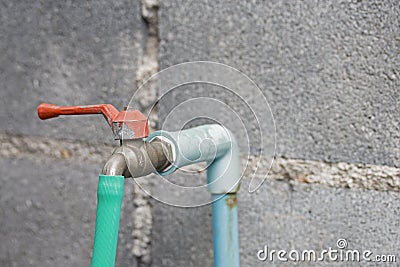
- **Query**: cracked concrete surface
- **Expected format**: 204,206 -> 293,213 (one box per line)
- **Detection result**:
247,156 -> 400,192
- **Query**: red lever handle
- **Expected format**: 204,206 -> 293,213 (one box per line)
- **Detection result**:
37,103 -> 148,139
38,103 -> 119,125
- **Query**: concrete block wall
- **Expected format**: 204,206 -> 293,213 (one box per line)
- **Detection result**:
153,0 -> 399,266
0,0 -> 145,144
0,0 -> 148,266
1,0 -> 399,266
159,0 -> 399,167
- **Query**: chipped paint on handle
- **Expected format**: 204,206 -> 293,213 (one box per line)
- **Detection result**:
37,103 -> 149,140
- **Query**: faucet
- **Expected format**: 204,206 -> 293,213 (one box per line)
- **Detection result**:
37,102 -> 241,267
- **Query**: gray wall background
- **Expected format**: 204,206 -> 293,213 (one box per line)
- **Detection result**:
159,0 -> 399,167
0,0 -> 399,266
0,0 -> 143,144
0,0 -> 144,266
154,1 -> 399,266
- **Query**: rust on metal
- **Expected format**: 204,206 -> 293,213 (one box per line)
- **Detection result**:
225,194 -> 237,209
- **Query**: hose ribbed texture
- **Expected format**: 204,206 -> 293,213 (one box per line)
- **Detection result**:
91,175 -> 124,267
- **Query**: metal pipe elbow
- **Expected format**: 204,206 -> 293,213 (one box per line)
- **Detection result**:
146,124 -> 240,194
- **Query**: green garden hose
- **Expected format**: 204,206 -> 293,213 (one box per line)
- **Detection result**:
91,175 -> 124,267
